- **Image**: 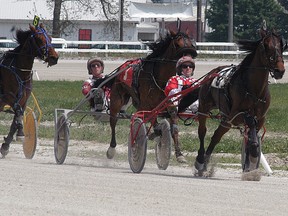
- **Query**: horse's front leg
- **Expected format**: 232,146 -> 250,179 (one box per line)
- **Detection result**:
244,114 -> 261,172
1,113 -> 23,157
195,114 -> 207,171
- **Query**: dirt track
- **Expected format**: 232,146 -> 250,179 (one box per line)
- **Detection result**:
0,138 -> 288,216
33,59 -> 288,83
1,59 -> 287,215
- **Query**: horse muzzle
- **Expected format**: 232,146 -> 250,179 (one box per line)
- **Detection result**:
272,68 -> 285,79
46,56 -> 59,67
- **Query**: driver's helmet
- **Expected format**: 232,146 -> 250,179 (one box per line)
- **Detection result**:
176,56 -> 195,75
87,58 -> 104,75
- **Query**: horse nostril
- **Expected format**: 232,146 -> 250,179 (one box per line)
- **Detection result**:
48,57 -> 58,66
273,69 -> 285,79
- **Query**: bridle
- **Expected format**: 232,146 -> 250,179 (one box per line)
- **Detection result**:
171,32 -> 197,57
260,32 -> 286,78
29,26 -> 53,60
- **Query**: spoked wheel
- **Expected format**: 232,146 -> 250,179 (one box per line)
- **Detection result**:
241,134 -> 261,171
128,118 -> 147,173
54,114 -> 69,164
155,119 -> 172,170
23,107 -> 37,159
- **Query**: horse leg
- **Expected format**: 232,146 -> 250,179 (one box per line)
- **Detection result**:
15,112 -> 24,141
107,89 -> 129,159
244,114 -> 260,172
167,105 -> 187,163
0,114 -> 20,157
196,118 -> 230,172
195,114 -> 208,171
107,113 -> 118,159
205,123 -> 230,161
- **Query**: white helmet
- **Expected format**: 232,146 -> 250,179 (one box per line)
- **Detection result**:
87,58 -> 104,74
176,56 -> 195,74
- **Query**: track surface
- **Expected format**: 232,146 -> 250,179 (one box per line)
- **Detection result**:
1,59 -> 286,215
33,59 -> 288,83
1,140 -> 288,216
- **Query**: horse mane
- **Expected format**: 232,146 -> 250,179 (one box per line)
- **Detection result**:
145,32 -> 172,59
15,29 -> 32,48
237,39 -> 261,70
4,29 -> 32,58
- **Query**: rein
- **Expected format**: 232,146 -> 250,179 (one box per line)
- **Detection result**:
0,62 -> 33,110
0,28 -> 49,111
143,58 -> 177,93
142,32 -> 195,93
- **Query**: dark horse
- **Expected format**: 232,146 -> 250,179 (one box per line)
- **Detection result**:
0,23 -> 59,157
193,26 -> 286,177
106,29 -> 197,161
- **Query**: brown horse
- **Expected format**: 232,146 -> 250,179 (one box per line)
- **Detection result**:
0,23 -> 59,157
106,29 -> 197,161
193,26 -> 286,176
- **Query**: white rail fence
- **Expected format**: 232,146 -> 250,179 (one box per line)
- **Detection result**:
1,38 -> 288,57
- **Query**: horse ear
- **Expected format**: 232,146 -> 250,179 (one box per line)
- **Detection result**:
29,24 -> 36,32
259,20 -> 267,38
185,28 -> 190,36
259,28 -> 267,38
176,18 -> 181,33
169,29 -> 177,37
262,20 -> 267,31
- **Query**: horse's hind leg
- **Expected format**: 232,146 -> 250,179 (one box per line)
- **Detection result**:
195,114 -> 208,171
167,105 -> 187,163
196,117 -> 230,173
107,89 -> 129,159
0,114 -> 22,157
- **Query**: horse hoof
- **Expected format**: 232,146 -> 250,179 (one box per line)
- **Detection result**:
106,147 -> 116,159
241,169 -> 262,181
0,144 -> 10,157
194,160 -> 204,171
16,135 -> 25,142
176,155 -> 187,163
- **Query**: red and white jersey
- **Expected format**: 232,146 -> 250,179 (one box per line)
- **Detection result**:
165,75 -> 197,97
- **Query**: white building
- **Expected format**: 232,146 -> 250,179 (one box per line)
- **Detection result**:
0,0 -> 200,42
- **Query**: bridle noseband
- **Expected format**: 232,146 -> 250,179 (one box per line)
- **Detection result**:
29,27 -> 53,60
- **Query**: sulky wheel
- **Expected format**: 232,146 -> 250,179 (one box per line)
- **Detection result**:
22,107 -> 37,159
155,119 -> 172,170
54,114 -> 69,164
128,118 -> 147,173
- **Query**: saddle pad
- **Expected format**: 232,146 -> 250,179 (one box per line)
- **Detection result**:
211,65 -> 236,89
118,59 -> 142,87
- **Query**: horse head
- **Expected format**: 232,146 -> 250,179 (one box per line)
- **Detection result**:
259,28 -> 286,79
169,29 -> 197,59
29,23 -> 59,67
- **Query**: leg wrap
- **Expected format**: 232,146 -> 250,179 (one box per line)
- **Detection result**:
245,113 -> 259,158
170,124 -> 179,135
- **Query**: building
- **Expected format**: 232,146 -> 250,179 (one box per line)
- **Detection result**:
0,0 -> 203,42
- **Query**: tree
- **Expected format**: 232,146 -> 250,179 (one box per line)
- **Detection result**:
52,0 -> 62,37
48,0 -> 121,38
277,0 -> 288,12
206,0 -> 288,41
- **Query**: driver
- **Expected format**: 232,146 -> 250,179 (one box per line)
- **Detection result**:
164,55 -> 199,163
81,58 -> 110,111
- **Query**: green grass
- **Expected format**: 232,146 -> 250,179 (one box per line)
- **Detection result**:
0,81 -> 287,155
